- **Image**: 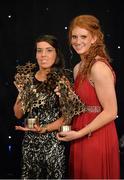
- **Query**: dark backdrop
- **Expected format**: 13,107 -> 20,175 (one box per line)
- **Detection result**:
0,0 -> 123,178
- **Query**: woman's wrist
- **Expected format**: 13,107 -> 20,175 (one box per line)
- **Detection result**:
76,130 -> 83,139
78,126 -> 92,138
41,120 -> 62,133
41,124 -> 48,133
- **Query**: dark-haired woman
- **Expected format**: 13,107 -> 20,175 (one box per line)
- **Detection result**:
14,35 -> 67,179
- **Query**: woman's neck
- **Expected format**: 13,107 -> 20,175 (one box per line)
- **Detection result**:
35,68 -> 50,81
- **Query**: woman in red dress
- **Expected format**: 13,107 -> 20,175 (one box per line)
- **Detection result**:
57,15 -> 120,179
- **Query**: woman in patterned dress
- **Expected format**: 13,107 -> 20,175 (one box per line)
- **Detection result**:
14,35 -> 67,179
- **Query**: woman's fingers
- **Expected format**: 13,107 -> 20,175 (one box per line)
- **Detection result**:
54,86 -> 61,97
15,125 -> 36,132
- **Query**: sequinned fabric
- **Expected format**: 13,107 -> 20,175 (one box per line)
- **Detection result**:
21,77 -> 65,179
14,63 -> 86,179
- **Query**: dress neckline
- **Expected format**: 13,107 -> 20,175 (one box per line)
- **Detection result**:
34,75 -> 47,83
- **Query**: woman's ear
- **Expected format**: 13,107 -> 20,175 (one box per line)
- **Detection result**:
91,35 -> 97,44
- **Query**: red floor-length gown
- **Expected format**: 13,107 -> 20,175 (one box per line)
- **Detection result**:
69,65 -> 120,179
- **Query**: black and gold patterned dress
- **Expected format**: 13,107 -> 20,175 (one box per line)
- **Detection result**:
14,63 -> 87,179
21,75 -> 66,179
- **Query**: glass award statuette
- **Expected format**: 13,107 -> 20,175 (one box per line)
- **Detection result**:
58,77 -> 87,132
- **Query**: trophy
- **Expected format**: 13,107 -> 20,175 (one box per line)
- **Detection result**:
14,62 -> 39,129
59,125 -> 71,132
14,62 -> 48,129
14,62 -> 36,114
25,116 -> 39,129
58,77 -> 87,132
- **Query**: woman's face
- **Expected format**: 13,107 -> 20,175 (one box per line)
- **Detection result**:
71,26 -> 96,55
36,41 -> 56,70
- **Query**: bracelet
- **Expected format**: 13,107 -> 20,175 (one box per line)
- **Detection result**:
88,128 -> 92,138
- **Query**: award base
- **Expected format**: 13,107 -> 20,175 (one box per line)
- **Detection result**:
60,125 -> 71,132
25,118 -> 38,129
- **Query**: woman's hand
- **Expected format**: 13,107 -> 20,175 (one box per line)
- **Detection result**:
15,124 -> 47,133
54,86 -> 61,97
33,124 -> 47,133
56,130 -> 81,142
15,125 -> 35,131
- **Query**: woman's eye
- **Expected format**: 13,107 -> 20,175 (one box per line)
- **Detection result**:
47,49 -> 53,52
37,49 -> 41,53
81,35 -> 87,39
72,35 -> 77,39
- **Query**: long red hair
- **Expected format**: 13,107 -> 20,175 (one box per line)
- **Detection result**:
68,15 -> 111,79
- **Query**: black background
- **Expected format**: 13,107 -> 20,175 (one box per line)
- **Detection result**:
0,0 -> 123,178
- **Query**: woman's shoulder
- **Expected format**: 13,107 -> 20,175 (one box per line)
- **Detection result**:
92,56 -> 111,70
92,60 -> 108,69
74,63 -> 80,70
91,59 -> 115,81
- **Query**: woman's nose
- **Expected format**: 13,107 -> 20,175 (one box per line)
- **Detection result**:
41,50 -> 46,56
75,37 -> 81,44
